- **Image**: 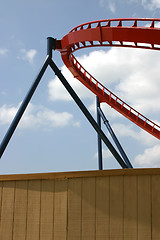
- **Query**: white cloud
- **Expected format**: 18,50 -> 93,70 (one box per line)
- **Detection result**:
98,0 -> 116,12
0,104 -> 17,125
142,0 -> 160,10
50,48 -> 160,117
1,91 -> 6,96
0,103 -> 79,129
48,64 -> 93,102
110,123 -> 138,139
88,99 -> 122,121
49,47 -> 160,147
98,0 -> 160,12
111,123 -> 158,146
134,144 -> 160,167
0,48 -> 8,56
17,49 -> 37,64
48,49 -> 130,102
94,148 -> 112,160
113,48 -> 160,115
109,1 -> 116,13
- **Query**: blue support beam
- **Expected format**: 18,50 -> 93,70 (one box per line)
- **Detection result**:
0,37 -> 129,169
97,106 -> 133,168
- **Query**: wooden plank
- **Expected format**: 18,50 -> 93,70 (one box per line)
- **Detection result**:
137,175 -> 151,239
0,182 -> 3,219
110,176 -> 123,240
54,179 -> 67,240
96,176 -> 109,240
0,168 -> 160,182
124,175 -> 137,239
152,175 -> 160,239
13,180 -> 28,240
82,177 -> 96,240
0,181 -> 15,240
68,178 -> 82,240
40,179 -> 54,240
26,180 -> 41,240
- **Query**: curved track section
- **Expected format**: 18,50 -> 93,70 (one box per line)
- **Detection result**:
56,18 -> 160,140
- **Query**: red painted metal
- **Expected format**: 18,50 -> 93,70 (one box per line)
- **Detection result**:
55,18 -> 160,140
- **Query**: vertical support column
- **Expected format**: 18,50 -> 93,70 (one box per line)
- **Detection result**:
47,37 -> 56,57
97,107 -> 133,168
96,96 -> 103,170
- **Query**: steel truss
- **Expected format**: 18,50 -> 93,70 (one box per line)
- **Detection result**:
0,37 -> 132,169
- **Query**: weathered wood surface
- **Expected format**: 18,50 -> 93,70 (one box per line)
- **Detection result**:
0,169 -> 159,240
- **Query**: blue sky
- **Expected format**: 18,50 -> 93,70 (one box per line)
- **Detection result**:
0,0 -> 160,174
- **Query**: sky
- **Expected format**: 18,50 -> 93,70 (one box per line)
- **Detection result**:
0,0 -> 160,174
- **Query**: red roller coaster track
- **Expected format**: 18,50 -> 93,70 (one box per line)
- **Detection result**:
55,18 -> 160,140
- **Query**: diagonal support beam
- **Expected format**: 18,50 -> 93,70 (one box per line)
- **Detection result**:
0,56 -> 50,158
0,37 -> 129,169
49,58 -> 128,168
97,104 -> 133,168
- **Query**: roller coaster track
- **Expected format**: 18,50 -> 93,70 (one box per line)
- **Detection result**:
56,18 -> 160,140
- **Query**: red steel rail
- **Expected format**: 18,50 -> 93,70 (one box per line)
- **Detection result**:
56,18 -> 160,140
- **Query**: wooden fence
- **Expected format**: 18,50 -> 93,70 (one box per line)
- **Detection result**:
0,168 -> 160,240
